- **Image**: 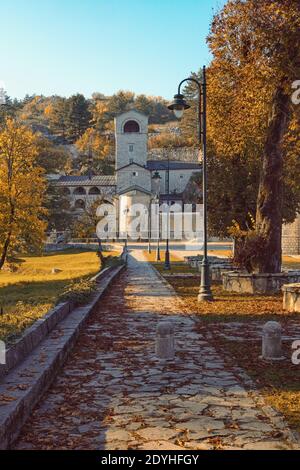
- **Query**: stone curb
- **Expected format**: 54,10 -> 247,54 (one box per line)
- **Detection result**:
0,301 -> 75,382
0,263 -> 125,450
0,256 -> 128,382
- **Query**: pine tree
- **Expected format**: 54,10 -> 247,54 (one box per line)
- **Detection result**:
65,94 -> 91,142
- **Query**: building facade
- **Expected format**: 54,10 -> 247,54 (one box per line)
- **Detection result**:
51,109 -> 300,252
53,109 -> 202,237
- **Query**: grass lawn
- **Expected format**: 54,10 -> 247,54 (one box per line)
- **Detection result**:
0,249 -> 118,343
142,250 -> 181,263
165,277 -> 300,322
215,338 -> 300,436
150,258 -> 300,436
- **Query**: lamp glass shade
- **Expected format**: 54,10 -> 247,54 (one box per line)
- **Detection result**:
173,108 -> 184,119
152,171 -> 161,182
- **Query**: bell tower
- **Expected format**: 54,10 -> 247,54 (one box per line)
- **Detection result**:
114,110 -> 148,170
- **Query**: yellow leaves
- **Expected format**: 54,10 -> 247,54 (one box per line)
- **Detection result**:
75,127 -> 112,160
207,0 -> 300,161
44,103 -> 54,117
0,119 -> 47,260
0,394 -> 17,404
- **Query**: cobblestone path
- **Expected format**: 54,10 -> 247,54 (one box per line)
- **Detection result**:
15,251 -> 299,450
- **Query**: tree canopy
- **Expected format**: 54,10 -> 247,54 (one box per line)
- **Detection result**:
0,119 -> 47,269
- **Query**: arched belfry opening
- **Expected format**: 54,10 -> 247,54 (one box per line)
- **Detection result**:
123,120 -> 140,133
115,110 -> 148,170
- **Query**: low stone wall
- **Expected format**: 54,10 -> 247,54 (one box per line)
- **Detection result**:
211,265 -> 239,282
0,264 -> 126,449
44,243 -> 115,252
184,255 -> 231,266
0,301 -> 74,381
282,283 -> 300,312
184,255 -> 235,281
0,258 -> 127,382
148,147 -> 200,162
223,271 -> 300,294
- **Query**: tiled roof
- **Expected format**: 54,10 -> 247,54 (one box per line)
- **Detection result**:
146,160 -> 201,171
55,175 -> 116,186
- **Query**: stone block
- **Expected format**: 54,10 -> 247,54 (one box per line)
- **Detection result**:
155,321 -> 175,360
261,321 -> 284,361
223,271 -> 300,294
282,283 -> 300,312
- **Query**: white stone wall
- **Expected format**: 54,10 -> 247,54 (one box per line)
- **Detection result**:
61,186 -> 115,210
119,191 -> 151,238
151,169 -> 200,194
115,110 -> 148,170
117,165 -> 151,194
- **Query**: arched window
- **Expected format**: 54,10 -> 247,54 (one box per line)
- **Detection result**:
75,199 -> 85,209
61,187 -> 71,196
123,120 -> 140,133
89,187 -> 101,195
74,187 -> 86,195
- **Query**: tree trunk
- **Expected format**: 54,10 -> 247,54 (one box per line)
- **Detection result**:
256,86 -> 290,273
0,233 -> 11,270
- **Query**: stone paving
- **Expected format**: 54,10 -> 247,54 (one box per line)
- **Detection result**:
203,321 -> 300,344
14,251 -> 299,450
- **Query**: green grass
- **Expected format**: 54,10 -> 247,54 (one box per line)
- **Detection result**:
0,249 -> 118,343
216,338 -> 300,435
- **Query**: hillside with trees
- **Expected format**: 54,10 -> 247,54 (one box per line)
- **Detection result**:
0,90 -> 177,176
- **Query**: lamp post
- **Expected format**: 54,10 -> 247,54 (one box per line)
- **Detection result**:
147,205 -> 151,253
152,164 -> 171,269
168,66 -> 213,301
164,154 -> 171,270
123,208 -> 128,253
152,171 -> 161,262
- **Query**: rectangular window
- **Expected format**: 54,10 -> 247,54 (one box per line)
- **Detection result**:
133,171 -> 138,177
129,144 -> 134,152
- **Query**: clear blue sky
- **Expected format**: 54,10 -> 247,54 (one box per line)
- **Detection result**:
1,0 -> 225,101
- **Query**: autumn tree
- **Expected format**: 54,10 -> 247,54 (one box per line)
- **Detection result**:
45,185 -> 74,232
179,70 -> 203,146
207,0 -> 300,273
0,95 -> 20,124
44,96 -> 69,140
73,197 -> 108,262
36,136 -> 72,174
148,133 -> 189,149
0,119 -> 47,269
75,127 -> 114,175
107,91 -> 135,118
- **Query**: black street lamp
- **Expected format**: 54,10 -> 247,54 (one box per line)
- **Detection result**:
147,206 -> 151,253
152,162 -> 171,269
164,154 -> 171,270
152,171 -> 162,262
168,66 -> 213,301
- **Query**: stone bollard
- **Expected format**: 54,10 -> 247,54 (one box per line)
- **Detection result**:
155,321 -> 175,360
260,321 -> 285,361
0,340 -> 5,365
